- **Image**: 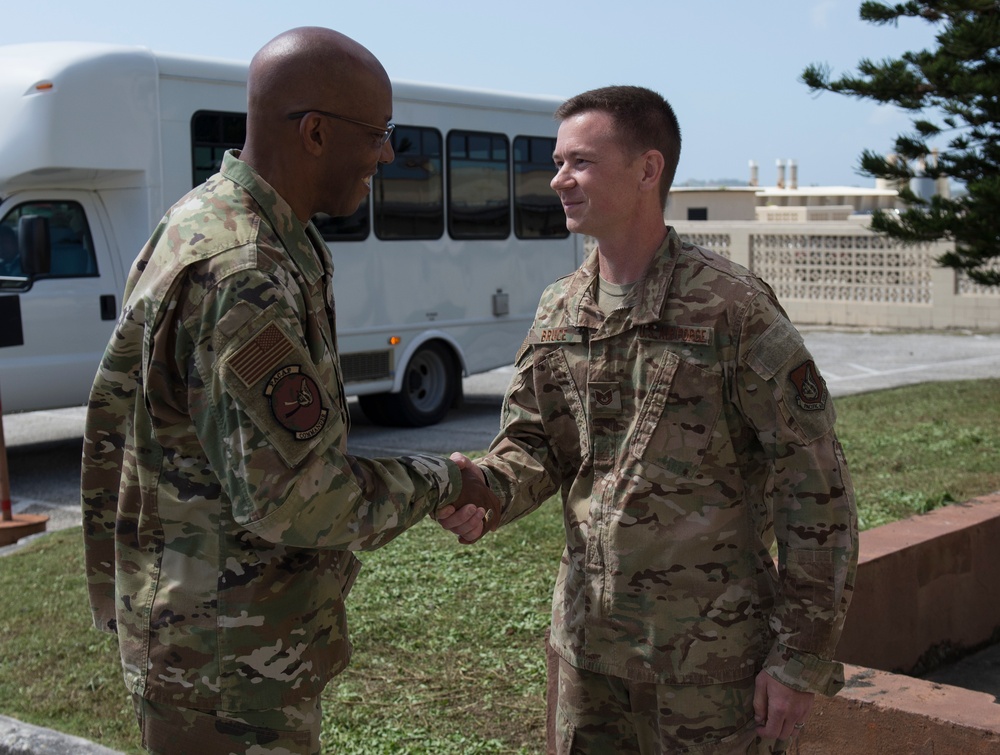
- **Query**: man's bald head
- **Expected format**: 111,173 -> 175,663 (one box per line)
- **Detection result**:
247,27 -> 388,129
239,27 -> 394,221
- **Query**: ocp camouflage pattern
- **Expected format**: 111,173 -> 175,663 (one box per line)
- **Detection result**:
132,691 -> 321,754
479,227 -> 858,695
81,151 -> 461,711
554,656 -> 766,753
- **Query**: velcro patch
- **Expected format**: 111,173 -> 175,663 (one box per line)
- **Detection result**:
534,326 -> 584,344
588,382 -> 622,415
265,365 -> 329,440
229,323 -> 295,387
642,323 -> 713,345
789,360 -> 827,411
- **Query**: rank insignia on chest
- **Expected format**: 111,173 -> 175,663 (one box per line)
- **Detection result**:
588,382 -> 622,415
789,360 -> 828,411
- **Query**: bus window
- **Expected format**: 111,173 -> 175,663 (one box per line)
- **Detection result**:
316,200 -> 370,242
0,222 -> 18,277
191,110 -> 369,241
374,126 -> 444,240
191,110 -> 246,187
513,136 -> 569,239
447,131 -> 510,240
1,201 -> 97,278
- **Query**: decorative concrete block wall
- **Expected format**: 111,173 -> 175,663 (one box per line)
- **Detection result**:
670,222 -> 1000,331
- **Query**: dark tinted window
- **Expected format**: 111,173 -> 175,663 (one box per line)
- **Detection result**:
0,201 -> 97,278
513,136 -> 568,239
315,200 -> 370,242
191,110 -> 246,187
447,131 -> 510,240
374,126 -> 444,240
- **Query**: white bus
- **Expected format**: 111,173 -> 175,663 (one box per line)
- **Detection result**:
0,42 -> 580,426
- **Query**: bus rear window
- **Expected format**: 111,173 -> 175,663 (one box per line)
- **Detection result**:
447,131 -> 510,240
374,126 -> 444,240
191,110 -> 246,187
513,136 -> 568,239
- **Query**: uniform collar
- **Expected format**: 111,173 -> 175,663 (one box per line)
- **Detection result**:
566,226 -> 680,330
221,150 -> 325,285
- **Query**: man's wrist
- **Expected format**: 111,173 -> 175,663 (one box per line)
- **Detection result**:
763,643 -> 845,696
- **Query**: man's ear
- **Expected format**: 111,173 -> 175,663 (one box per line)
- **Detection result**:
296,113 -> 326,157
639,150 -> 665,194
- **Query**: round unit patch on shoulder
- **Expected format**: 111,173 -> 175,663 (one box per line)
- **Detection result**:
789,359 -> 828,411
265,365 -> 329,440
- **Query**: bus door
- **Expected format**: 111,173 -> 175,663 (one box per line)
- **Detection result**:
0,192 -> 122,413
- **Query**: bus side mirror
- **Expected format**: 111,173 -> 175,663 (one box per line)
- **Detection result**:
18,215 -> 51,276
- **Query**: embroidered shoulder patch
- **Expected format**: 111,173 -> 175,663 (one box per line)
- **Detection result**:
265,365 -> 329,440
789,360 -> 828,411
229,323 -> 295,387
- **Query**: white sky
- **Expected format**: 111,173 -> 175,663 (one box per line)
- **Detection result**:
3,0 -> 940,187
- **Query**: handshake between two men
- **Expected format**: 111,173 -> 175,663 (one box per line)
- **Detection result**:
438,452 -> 501,544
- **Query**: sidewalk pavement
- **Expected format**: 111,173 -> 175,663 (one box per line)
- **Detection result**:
0,716 -> 123,755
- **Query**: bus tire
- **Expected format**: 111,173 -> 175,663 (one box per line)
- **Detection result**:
358,342 -> 459,427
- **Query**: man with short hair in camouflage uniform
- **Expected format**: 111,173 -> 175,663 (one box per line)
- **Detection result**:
438,86 -> 859,753
81,27 -> 498,755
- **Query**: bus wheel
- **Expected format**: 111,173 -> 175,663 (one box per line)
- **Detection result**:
358,342 -> 459,427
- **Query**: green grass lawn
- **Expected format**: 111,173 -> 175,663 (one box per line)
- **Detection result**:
1,378 -> 997,753
835,379 -> 1000,529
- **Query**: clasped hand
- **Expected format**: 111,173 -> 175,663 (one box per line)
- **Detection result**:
436,453 -> 500,544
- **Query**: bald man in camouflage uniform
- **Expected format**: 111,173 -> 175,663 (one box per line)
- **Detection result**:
81,27 -> 497,755
439,86 -> 858,753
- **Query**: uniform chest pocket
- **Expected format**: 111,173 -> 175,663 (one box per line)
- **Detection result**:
629,347 -> 722,478
535,346 -> 589,464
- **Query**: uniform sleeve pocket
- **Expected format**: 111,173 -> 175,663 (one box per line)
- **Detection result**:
218,315 -> 336,469
744,318 -> 836,445
781,548 -> 836,652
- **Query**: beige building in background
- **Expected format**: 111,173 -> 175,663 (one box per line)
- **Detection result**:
664,157 -> 950,223
660,159 -> 998,331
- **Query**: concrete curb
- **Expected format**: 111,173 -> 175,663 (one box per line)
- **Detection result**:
0,715 -> 123,755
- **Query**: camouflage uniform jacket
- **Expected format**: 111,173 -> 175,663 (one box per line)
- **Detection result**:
479,228 -> 858,695
81,151 -> 461,711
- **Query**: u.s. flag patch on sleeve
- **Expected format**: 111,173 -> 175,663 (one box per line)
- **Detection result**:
229,323 -> 295,388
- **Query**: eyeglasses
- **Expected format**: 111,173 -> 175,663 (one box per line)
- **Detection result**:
288,109 -> 395,147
